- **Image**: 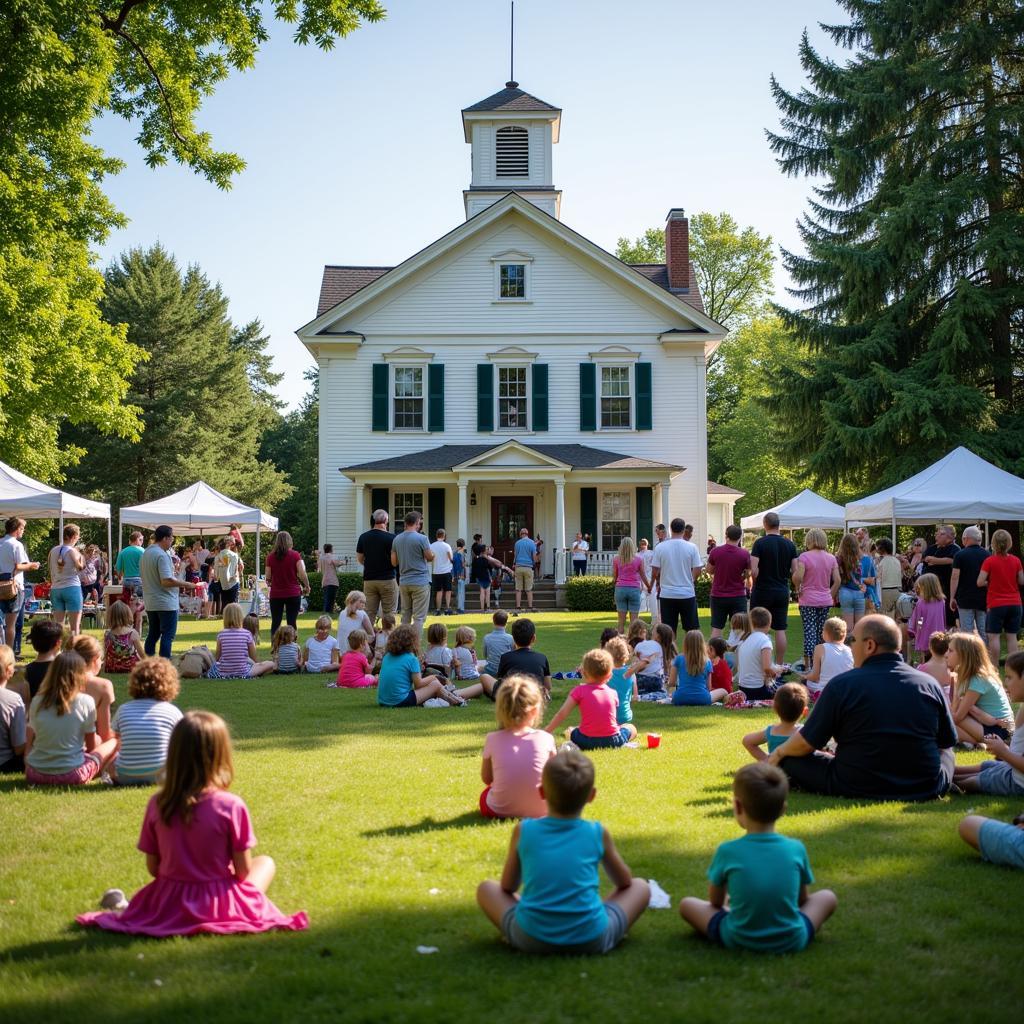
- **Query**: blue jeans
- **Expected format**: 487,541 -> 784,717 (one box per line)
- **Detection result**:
145,609 -> 179,659
957,607 -> 987,644
456,577 -> 466,612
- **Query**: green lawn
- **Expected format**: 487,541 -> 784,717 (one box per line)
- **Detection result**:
2,610 -> 1021,1024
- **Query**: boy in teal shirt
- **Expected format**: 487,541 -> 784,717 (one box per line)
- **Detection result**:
679,762 -> 837,952
477,749 -> 649,954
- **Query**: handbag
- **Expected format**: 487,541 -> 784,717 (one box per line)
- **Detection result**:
0,575 -> 17,602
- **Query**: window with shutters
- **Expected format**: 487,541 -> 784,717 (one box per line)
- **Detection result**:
392,366 -> 424,430
393,492 -> 423,524
600,366 -> 632,429
497,366 -> 529,429
495,125 -> 529,177
600,491 -> 631,552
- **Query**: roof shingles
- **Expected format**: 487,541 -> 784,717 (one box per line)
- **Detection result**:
462,87 -> 560,113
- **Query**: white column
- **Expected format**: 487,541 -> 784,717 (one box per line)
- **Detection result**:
554,479 -> 566,584
354,482 -> 365,539
660,480 -> 671,529
458,480 -> 469,544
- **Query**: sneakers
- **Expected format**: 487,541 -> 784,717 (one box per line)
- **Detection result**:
100,888 -> 129,911
442,683 -> 468,707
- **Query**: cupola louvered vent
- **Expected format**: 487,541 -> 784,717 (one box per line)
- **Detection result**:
495,126 -> 529,177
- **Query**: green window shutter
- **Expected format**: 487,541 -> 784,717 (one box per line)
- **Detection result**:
428,364 -> 445,432
370,488 -> 389,528
579,363 -> 596,431
580,487 -> 598,544
636,486 -> 653,544
531,364 -> 549,432
372,364 -> 389,431
477,364 -> 494,432
427,488 -> 446,539
635,362 -> 652,430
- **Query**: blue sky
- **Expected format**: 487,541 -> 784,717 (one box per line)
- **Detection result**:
91,0 -> 846,408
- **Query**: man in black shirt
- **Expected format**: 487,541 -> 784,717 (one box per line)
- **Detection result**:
769,616 -> 956,801
356,509 -> 396,623
496,617 -> 552,697
950,526 -> 990,641
749,512 -> 798,664
922,525 -> 960,627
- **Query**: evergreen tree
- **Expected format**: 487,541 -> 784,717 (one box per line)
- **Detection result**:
63,245 -> 291,514
767,0 -> 1024,489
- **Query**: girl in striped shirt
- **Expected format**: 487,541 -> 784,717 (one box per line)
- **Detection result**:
272,625 -> 303,674
111,658 -> 183,785
209,604 -> 274,679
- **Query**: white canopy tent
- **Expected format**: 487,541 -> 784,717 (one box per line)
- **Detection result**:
119,481 -> 279,576
0,460 -> 113,580
740,488 -> 846,532
844,447 -> 1024,538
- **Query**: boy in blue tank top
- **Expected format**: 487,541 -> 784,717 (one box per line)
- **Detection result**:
476,749 -> 649,954
679,762 -> 837,953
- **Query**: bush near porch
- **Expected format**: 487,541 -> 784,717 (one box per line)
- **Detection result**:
566,573 -> 713,611
303,571 -> 364,611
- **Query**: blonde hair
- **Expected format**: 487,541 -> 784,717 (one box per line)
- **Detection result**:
682,629 -> 708,676
315,614 -> 332,632
605,636 -> 629,668
37,651 -> 87,716
730,612 -> 752,641
822,617 -> 847,642
344,590 -> 366,615
617,536 -> 637,564
156,711 -> 234,826
626,619 -> 648,649
915,572 -> 945,602
106,601 -> 133,630
949,633 -> 1002,699
347,628 -> 368,652
0,644 -> 14,680
991,529 -> 1013,555
581,647 -> 613,683
272,625 -> 296,653
495,674 -> 544,729
804,528 -> 828,551
455,625 -> 476,647
69,634 -> 102,668
129,657 -> 180,701
222,603 -> 244,629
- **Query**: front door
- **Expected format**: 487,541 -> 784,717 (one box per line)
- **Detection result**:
491,496 -> 534,566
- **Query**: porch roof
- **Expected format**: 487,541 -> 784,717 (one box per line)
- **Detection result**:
341,443 -> 682,474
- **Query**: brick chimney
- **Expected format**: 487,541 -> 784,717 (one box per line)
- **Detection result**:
665,208 -> 689,291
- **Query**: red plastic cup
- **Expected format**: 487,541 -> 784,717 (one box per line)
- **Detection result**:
646,733 -> 661,749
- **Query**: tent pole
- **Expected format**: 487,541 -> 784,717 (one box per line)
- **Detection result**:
106,516 -> 113,584
891,514 -> 897,549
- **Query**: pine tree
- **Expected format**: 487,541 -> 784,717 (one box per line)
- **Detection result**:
63,244 -> 291,514
767,0 -> 1024,489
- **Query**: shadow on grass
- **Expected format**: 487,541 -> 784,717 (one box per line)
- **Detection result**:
362,810 -> 498,838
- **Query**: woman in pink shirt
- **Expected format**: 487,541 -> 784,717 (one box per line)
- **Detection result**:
792,528 -> 841,668
480,675 -> 557,818
265,531 -> 311,638
611,536 -> 650,632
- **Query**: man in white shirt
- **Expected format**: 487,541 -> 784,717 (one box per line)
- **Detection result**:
429,528 -> 455,615
0,517 -> 40,656
651,517 -> 704,636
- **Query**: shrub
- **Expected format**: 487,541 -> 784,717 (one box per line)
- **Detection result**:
303,571 -> 365,612
564,572 -> 713,612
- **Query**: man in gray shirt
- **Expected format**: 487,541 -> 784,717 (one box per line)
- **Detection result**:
390,511 -> 434,633
141,525 -> 198,659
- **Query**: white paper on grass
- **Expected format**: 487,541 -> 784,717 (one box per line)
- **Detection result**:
416,946 -> 439,955
647,879 -> 672,910
422,698 -> 450,708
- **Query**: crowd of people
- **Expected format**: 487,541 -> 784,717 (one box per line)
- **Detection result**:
0,507 -> 1021,952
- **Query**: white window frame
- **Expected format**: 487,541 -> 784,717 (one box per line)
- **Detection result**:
599,490 -> 632,553
491,251 -> 534,303
598,364 -> 634,431
391,365 -> 425,432
495,364 -> 531,432
393,492 -> 424,525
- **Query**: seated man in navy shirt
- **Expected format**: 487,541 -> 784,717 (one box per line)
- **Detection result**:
768,615 -> 956,801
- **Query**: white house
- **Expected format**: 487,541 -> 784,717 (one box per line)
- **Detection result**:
296,82 -> 741,582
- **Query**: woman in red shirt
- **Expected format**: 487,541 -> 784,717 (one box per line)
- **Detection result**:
265,532 -> 311,637
977,529 -> 1024,665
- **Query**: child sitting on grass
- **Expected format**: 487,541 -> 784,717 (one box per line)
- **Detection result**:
272,626 -> 303,674
959,809 -> 1024,872
0,645 -> 26,773
917,631 -> 951,695
377,625 -> 471,708
372,613 -> 396,674
605,637 -> 637,727
742,683 -> 808,762
708,637 -> 733,694
335,629 -> 377,689
799,617 -> 853,700
18,619 -> 64,705
669,630 -> 729,706
545,648 -> 636,750
477,748 -> 650,953
725,611 -> 752,670
243,614 -> 261,649
110,657 -> 183,785
452,626 -> 496,697
736,607 -> 782,700
480,674 -> 556,819
423,621 -> 453,679
68,634 -> 117,741
954,651 -> 1024,795
102,600 -> 145,674
304,615 -> 340,674
483,610 -> 514,677
947,632 -> 1015,746
496,618 -> 552,699
628,622 -> 676,701
209,604 -> 275,679
337,590 -> 374,650
679,762 -> 837,952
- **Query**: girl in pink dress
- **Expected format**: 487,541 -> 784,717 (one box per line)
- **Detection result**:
77,710 -> 308,937
909,573 -> 948,664
335,629 -> 377,688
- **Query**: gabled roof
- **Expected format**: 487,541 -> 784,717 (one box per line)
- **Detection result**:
462,85 -> 560,113
629,263 -> 705,315
707,480 -> 744,496
317,267 -> 392,317
341,443 -> 681,474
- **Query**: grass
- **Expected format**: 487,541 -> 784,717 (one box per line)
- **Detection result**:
2,608 -> 1022,1023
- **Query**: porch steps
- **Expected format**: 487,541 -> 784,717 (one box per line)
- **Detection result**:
450,578 -> 564,612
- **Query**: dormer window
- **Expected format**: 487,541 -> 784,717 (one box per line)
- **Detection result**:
495,125 -> 529,177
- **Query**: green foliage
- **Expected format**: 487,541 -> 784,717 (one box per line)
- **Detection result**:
614,227 -> 665,264
62,245 -> 291,513
304,570 -> 363,611
565,575 -> 615,611
0,1 -> 384,483
767,0 -> 1024,488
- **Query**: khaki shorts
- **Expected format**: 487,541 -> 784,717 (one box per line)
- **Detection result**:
514,566 -> 534,592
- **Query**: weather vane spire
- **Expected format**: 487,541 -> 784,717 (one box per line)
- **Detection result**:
507,1 -> 517,88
